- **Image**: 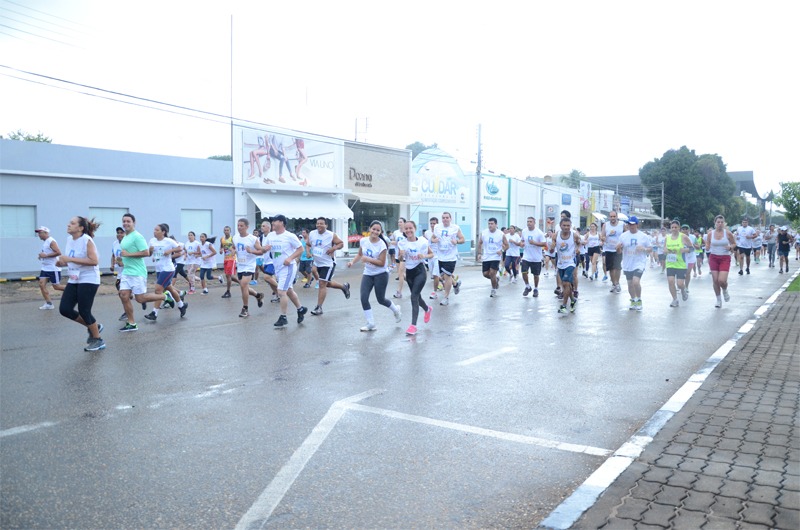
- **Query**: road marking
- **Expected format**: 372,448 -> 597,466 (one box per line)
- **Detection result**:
235,388 -> 384,530
456,346 -> 517,366
0,421 -> 58,438
347,403 -> 612,457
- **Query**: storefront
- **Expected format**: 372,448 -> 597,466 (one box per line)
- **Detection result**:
410,148 -> 473,252
479,174 -> 510,231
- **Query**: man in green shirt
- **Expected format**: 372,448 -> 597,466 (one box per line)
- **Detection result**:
118,213 -> 172,331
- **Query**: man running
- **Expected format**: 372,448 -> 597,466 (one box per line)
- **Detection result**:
519,216 -> 546,297
504,225 -> 521,283
737,217 -> 757,275
476,217 -> 508,298
392,217 -> 407,299
307,217 -> 351,315
616,216 -> 651,311
425,217 -> 441,299
552,216 -> 581,314
264,214 -> 308,328
232,218 -> 265,318
430,211 -> 464,306
219,225 -> 239,298
600,210 -> 624,293
35,226 -> 63,310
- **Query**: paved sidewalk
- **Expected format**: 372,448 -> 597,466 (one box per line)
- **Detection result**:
548,289 -> 800,529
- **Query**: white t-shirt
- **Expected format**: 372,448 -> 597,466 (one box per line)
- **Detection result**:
555,231 -> 578,269
64,234 -> 100,285
309,229 -> 335,268
149,237 -> 178,273
401,237 -> 429,270
480,229 -> 505,262
266,231 -> 302,272
360,237 -> 389,276
233,234 -> 259,274
520,227 -> 545,262
585,232 -> 601,249
434,223 -> 461,261
391,229 -> 406,252
506,233 -> 521,257
39,236 -> 60,271
619,231 -> 652,272
185,240 -> 201,265
111,239 -> 124,273
200,241 -> 215,268
737,226 -> 755,249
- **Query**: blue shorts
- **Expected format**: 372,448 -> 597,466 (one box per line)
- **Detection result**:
156,271 -> 175,288
558,266 -> 575,284
39,270 -> 61,284
261,263 -> 275,275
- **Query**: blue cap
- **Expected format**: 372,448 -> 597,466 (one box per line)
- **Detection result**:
627,216 -> 639,225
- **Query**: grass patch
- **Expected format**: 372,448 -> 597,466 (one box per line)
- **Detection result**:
787,275 -> 800,292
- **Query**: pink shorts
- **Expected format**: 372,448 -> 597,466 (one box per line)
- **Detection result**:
708,253 -> 731,272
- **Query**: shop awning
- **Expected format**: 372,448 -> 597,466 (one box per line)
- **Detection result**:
351,193 -> 420,205
247,191 -> 353,220
631,212 -> 662,220
592,212 -> 607,223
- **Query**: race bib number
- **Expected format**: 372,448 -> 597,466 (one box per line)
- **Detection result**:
666,254 -> 677,263
68,265 -> 80,281
313,246 -> 325,257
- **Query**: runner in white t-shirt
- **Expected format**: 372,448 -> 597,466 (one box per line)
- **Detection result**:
144,223 -> 188,321
476,217 -> 509,298
398,220 -> 434,335
519,216 -> 546,297
391,217 -> 407,299
424,216 -> 441,299
35,226 -> 63,310
504,225 -> 522,283
430,211 -> 465,306
308,217 -> 350,316
616,216 -> 652,311
264,214 -> 308,328
232,218 -> 265,318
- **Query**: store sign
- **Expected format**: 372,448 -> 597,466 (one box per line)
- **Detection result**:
344,143 -> 410,196
410,148 -> 470,206
480,175 -> 509,207
233,124 -> 343,190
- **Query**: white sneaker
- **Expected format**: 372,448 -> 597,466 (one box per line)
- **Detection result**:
615,284 -> 622,293
715,298 -> 722,308
393,309 -> 402,322
723,290 -> 730,302
360,323 -> 377,332
440,297 -> 450,306
429,292 -> 438,300
490,289 -> 496,297
39,302 -> 54,310
670,299 -> 679,308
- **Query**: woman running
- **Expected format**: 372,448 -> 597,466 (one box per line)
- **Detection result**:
585,223 -> 601,280
145,224 -> 188,321
57,216 -> 104,352
399,220 -> 433,335
198,233 -> 217,294
347,220 -> 402,331
184,231 -> 201,294
705,215 -> 737,308
664,219 -> 693,307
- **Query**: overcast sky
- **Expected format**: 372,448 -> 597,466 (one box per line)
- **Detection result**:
1,0 -> 797,197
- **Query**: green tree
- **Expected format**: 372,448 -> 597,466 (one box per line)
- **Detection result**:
2,129 -> 52,142
773,181 -> 800,226
639,146 -> 737,227
560,169 -> 585,189
207,155 -> 232,161
405,141 -> 438,159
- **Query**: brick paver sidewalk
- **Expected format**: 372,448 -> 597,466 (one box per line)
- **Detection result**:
571,291 -> 799,529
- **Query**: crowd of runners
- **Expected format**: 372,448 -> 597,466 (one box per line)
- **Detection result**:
32,211 -> 798,352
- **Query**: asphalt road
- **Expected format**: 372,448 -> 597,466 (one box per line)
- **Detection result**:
0,260 -> 790,528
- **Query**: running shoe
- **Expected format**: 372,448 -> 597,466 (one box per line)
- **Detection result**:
453,280 -> 462,295
615,285 -> 621,293
715,298 -> 722,308
315,282 -> 319,289
310,305 -> 323,316
119,322 -> 138,332
573,290 -> 579,299
670,299 -> 679,308
746,268 -> 750,274
274,315 -> 288,328
430,292 -> 438,300
360,323 -> 377,332
271,295 -> 280,303
533,288 -> 539,297
602,274 -> 608,282
297,306 -> 308,323
239,307 -> 249,318
636,300 -> 643,311
179,302 -> 188,318
219,276 -> 224,284
84,338 -> 106,352
202,288 -> 209,295
779,269 -> 783,274
440,297 -> 450,306
249,280 -> 257,285
394,308 -> 402,323
342,282 -> 351,300
256,292 -> 264,308
570,299 -> 577,313
738,270 -> 744,275
490,289 -> 496,298
681,288 -> 688,301
303,282 -> 312,289
424,306 -> 432,323
405,325 -> 417,336
558,305 -> 568,314
393,291 -> 403,299
594,272 -> 599,280
141,302 -> 147,310
144,311 -> 157,321
723,289 -> 730,302
582,270 -> 588,278
522,286 -> 532,297
629,299 -> 637,310
221,291 -> 231,298
39,302 -> 54,310
188,289 -> 196,294
118,312 -> 127,321
86,323 -> 104,343
179,290 -> 186,301
164,293 -> 175,309
554,288 -> 562,297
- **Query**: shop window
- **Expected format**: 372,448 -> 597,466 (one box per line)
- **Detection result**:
0,205 -> 36,237
89,207 -> 130,237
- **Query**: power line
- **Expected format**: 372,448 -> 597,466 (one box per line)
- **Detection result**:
0,12 -> 80,41
0,22 -> 78,47
1,0 -> 91,29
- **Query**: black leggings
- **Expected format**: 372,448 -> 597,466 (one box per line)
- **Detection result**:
175,263 -> 189,281
59,282 -> 99,326
360,272 -> 392,311
404,265 -> 429,325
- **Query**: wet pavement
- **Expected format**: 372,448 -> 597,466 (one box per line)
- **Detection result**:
1,261 -> 795,528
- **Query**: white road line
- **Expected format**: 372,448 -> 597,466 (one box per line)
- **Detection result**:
346,403 -> 612,457
235,388 -> 384,530
0,421 -> 58,438
456,346 -> 517,366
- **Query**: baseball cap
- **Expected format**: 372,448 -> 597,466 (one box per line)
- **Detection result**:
780,225 -> 788,230
681,224 -> 690,229
34,226 -> 50,233
627,216 -> 639,225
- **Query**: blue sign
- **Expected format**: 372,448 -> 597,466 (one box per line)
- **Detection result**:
562,194 -> 572,205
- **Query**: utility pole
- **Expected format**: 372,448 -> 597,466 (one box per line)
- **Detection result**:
661,182 -> 665,227
475,124 -> 482,261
